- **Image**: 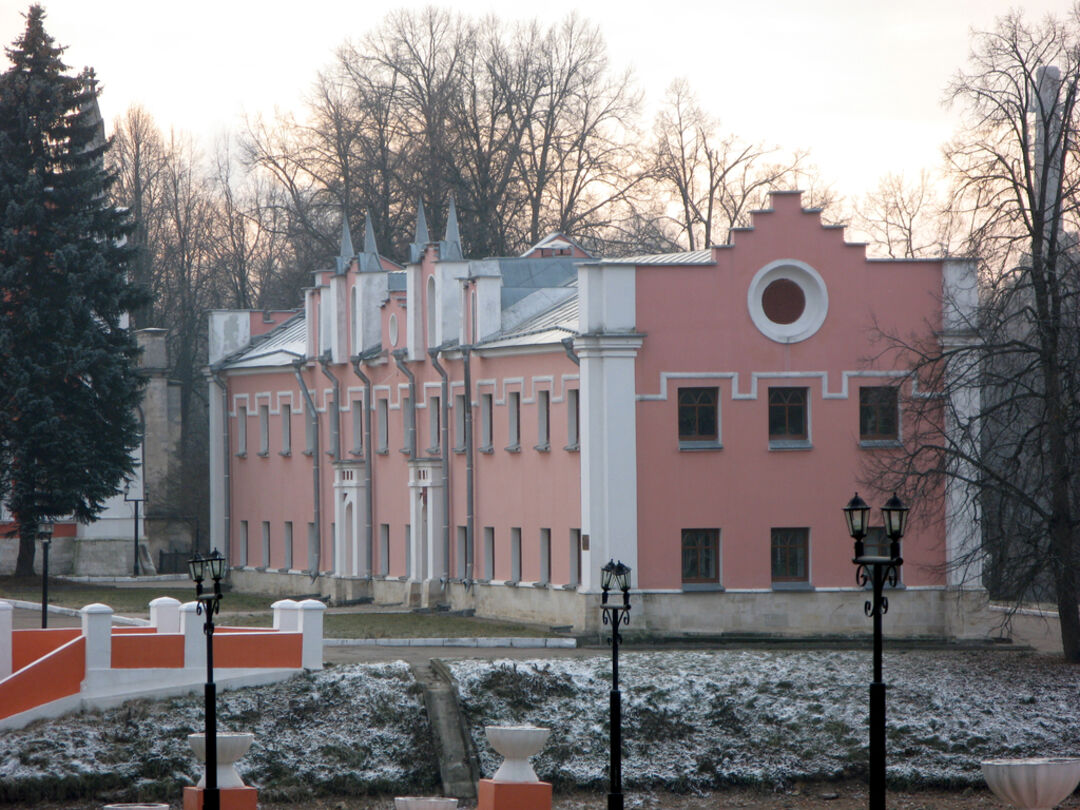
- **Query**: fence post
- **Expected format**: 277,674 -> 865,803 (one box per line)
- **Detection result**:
80,603 -> 113,671
271,599 -> 300,631
179,601 -> 205,670
298,599 -> 326,670
0,602 -> 12,679
149,596 -> 181,633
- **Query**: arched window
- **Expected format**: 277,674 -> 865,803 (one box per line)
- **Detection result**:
352,285 -> 361,354
426,275 -> 437,347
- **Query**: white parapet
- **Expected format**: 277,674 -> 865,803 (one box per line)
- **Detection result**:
149,596 -> 182,633
179,601 -> 205,670
298,599 -> 326,670
80,603 -> 113,671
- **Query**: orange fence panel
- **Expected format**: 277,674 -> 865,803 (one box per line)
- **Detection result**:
112,633 -> 185,669
215,632 -> 302,669
112,627 -> 157,635
0,636 -> 85,720
12,628 -> 81,672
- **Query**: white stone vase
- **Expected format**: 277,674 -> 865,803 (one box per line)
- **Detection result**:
485,725 -> 550,783
393,799 -> 458,810
188,732 -> 255,789
982,757 -> 1080,810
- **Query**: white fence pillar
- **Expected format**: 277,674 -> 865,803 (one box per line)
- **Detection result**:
149,596 -> 181,633
298,599 -> 326,670
272,599 -> 301,631
80,603 -> 113,671
180,601 -> 205,670
0,602 -> 12,678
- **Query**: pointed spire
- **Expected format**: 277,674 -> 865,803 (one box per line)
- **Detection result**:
336,210 -> 355,274
440,194 -> 463,261
410,198 -> 430,264
359,209 -> 383,273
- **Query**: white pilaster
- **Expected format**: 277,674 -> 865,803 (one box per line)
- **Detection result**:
406,263 -> 423,361
0,602 -> 12,678
298,599 -> 326,670
208,372 -> 226,562
80,603 -> 113,671
149,596 -> 181,633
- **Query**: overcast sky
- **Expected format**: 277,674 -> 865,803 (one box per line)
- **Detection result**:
0,0 -> 1073,201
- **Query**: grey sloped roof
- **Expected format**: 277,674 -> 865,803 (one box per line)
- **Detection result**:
222,313 -> 306,369
600,249 -> 713,265
478,287 -> 578,349
494,257 -> 579,309
388,271 -> 407,292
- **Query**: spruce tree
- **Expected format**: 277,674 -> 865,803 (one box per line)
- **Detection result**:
0,5 -> 147,576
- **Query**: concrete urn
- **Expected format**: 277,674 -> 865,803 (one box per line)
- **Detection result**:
982,757 -> 1080,810
485,725 -> 550,783
188,732 -> 254,789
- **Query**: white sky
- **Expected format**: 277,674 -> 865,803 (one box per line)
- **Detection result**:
0,0 -> 1073,201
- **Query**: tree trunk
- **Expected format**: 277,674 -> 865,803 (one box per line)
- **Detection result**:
14,520 -> 37,578
1053,558 -> 1080,663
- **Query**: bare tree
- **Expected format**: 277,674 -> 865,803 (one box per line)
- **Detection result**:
853,171 -> 955,258
866,9 -> 1080,661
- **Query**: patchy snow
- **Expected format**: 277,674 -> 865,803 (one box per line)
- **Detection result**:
449,650 -> 1080,791
1,650 -> 1077,803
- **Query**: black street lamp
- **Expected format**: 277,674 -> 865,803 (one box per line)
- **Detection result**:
844,492 -> 908,810
188,549 -> 226,810
124,481 -> 147,577
38,520 -> 53,629
600,558 -> 631,810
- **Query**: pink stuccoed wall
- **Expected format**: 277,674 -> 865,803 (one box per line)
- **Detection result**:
634,192 -> 946,591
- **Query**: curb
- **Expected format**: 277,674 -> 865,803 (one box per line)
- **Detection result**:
323,636 -> 576,648
1,599 -> 150,626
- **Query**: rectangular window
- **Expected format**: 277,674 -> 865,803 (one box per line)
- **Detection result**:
537,391 -> 550,450
237,406 -> 248,456
379,523 -> 390,575
507,392 -> 520,450
859,387 -> 899,442
281,404 -> 292,455
771,527 -> 809,582
305,406 -> 316,455
284,521 -> 294,570
456,526 -> 467,579
539,528 -> 551,585
682,528 -> 720,584
429,395 -> 441,454
377,399 -> 389,453
238,520 -> 249,566
307,522 -> 318,571
768,387 -> 809,443
402,397 -> 413,454
454,394 -> 466,451
261,521 -> 270,567
258,404 -> 270,455
678,387 -> 719,445
483,526 -> 495,580
352,398 -> 364,454
510,527 -> 522,582
566,389 -> 579,450
480,393 -> 493,451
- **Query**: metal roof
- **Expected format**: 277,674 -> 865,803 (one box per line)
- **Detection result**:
478,290 -> 578,349
599,249 -> 713,265
221,313 -> 306,369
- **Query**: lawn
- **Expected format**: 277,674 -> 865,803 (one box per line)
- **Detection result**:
222,610 -> 551,639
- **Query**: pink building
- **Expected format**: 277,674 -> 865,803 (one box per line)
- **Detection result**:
208,192 -> 991,637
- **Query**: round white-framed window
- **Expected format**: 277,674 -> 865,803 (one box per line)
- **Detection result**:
747,259 -> 828,343
388,313 -> 399,347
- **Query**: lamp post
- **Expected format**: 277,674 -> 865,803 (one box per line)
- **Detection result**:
600,559 -> 631,810
188,549 -> 225,810
843,492 -> 908,810
124,481 -> 147,577
38,520 -> 53,628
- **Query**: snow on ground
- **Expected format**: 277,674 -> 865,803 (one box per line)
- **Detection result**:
449,649 -> 1080,791
0,649 -> 1077,804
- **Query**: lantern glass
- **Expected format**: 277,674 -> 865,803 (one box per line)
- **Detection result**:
843,493 -> 871,540
601,559 -> 615,592
188,555 -> 206,583
613,561 -> 631,594
882,493 -> 909,541
38,520 -> 54,540
207,549 -> 226,581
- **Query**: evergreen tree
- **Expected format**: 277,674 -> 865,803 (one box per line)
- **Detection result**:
0,6 -> 147,576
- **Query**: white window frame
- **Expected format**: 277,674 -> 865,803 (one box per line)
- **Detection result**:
566,389 -> 579,451
237,406 -> 248,456
480,393 -> 493,451
454,393 -> 466,451
536,390 -> 550,451
284,521 -> 294,570
281,403 -> 292,456
483,526 -> 495,580
258,404 -> 270,456
507,391 -> 521,451
539,528 -> 551,585
510,527 -> 522,582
